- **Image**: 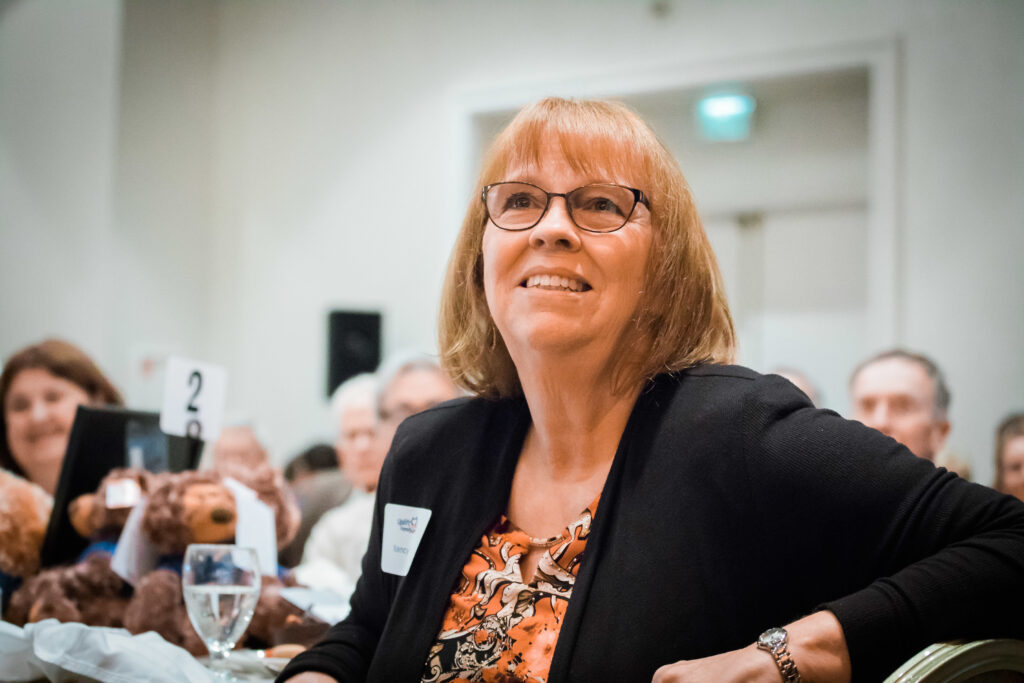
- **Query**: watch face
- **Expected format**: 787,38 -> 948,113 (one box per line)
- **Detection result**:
758,627 -> 787,651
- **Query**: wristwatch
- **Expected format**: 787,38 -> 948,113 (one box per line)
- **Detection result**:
757,627 -> 802,682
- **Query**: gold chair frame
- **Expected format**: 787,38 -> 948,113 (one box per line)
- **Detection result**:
885,640 -> 1024,682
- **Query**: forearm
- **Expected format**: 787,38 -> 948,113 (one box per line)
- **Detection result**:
783,611 -> 851,682
652,611 -> 850,683
280,674 -> 338,683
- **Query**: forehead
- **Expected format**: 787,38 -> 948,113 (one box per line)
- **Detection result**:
1004,436 -> 1024,461
384,368 -> 452,407
340,402 -> 376,430
9,367 -> 70,392
852,358 -> 935,400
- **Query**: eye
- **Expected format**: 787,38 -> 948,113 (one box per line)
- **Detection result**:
6,396 -> 30,412
582,196 -> 625,215
504,192 -> 541,211
889,396 -> 914,415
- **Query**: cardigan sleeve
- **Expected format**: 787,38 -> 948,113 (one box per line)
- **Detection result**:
742,373 -> 1024,681
275,462 -> 399,681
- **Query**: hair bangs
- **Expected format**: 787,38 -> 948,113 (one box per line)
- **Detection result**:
481,99 -> 655,192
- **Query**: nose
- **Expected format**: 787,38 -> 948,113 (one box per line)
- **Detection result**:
30,400 -> 49,423
866,404 -> 893,437
352,432 -> 374,453
529,196 -> 582,251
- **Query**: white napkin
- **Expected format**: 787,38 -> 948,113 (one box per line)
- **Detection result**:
0,619 -> 212,683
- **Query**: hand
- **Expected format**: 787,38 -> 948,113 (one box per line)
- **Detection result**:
280,674 -> 339,683
652,643 -> 780,682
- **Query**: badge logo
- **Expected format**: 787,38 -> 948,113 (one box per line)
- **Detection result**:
382,504 -> 432,576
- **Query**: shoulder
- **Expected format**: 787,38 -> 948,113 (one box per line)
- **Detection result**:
388,395 -> 525,456
379,395 -> 527,488
648,364 -> 813,424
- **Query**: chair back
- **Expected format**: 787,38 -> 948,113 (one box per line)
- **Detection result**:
884,640 -> 1024,682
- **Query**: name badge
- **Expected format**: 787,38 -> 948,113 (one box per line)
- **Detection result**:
381,503 -> 432,576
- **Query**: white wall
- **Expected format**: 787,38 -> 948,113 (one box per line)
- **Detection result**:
0,0 -> 123,370
112,0 -> 217,406
2,0 -> 1021,482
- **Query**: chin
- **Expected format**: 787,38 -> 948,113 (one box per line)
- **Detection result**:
507,318 -> 601,354
24,445 -> 66,468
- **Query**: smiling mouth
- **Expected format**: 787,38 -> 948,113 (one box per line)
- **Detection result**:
521,274 -> 592,292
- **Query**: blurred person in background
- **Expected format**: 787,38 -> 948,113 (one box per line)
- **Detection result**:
994,413 -> 1024,502
849,349 -> 970,478
285,443 -> 342,485
210,423 -> 272,476
294,373 -> 382,592
296,359 -> 458,594
278,388 -> 359,567
375,353 -> 461,452
0,339 -> 123,496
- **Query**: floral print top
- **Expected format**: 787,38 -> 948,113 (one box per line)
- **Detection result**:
420,497 -> 599,683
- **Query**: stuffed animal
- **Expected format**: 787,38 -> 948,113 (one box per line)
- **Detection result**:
0,470 -> 51,581
122,466 -> 309,655
4,468 -> 152,628
0,470 -> 52,619
69,467 -> 152,557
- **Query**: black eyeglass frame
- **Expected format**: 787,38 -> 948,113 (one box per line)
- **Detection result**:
481,181 -> 650,234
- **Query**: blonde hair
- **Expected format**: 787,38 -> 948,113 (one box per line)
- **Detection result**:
439,97 -> 735,398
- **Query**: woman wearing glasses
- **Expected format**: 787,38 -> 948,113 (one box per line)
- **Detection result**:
278,99 -> 1024,683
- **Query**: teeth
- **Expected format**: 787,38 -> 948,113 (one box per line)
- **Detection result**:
525,274 -> 586,292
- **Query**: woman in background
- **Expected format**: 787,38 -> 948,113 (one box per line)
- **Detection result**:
0,339 -> 122,495
995,412 -> 1024,502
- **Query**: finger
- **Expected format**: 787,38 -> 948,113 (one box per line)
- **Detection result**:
652,662 -> 685,683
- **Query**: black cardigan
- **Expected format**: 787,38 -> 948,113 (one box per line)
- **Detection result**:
278,366 -> 1024,682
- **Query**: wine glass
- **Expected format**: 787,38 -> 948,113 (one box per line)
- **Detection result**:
182,544 -> 261,677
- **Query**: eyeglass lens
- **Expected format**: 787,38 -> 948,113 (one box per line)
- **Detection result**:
486,183 -> 637,232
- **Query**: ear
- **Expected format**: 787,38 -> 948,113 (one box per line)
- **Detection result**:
69,494 -> 97,538
931,419 -> 952,453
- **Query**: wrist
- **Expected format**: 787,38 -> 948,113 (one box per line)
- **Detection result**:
773,611 -> 852,683
758,627 -> 802,682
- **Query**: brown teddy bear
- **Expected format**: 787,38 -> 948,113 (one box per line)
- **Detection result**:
0,470 -> 52,581
123,466 -> 310,655
5,468 -> 153,628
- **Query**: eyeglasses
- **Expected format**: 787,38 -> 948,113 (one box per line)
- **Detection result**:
482,181 -> 649,233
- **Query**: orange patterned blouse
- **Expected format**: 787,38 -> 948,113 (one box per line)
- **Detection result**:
420,497 -> 599,683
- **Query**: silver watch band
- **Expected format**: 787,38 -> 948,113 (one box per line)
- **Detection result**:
757,627 -> 802,683
771,645 -> 801,683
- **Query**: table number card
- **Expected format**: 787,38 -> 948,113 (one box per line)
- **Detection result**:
159,357 -> 227,442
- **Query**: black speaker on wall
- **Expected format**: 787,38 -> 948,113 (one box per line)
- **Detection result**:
327,310 -> 382,397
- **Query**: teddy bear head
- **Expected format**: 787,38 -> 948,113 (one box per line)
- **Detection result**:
0,469 -> 53,577
68,467 -> 152,540
141,470 -> 237,555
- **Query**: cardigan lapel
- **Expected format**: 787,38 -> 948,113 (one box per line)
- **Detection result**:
369,398 -> 531,682
544,377 -> 669,683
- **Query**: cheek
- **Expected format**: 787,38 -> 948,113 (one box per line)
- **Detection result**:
54,398 -> 85,428
5,411 -> 27,439
480,228 -> 516,310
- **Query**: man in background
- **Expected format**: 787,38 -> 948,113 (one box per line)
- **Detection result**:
849,349 -> 970,478
279,443 -> 352,568
293,373 -> 380,589
295,356 -> 459,593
